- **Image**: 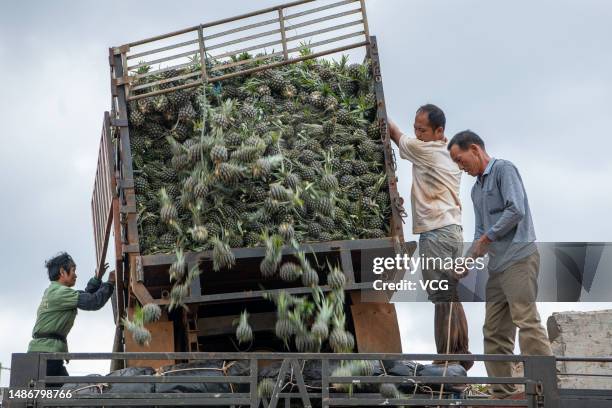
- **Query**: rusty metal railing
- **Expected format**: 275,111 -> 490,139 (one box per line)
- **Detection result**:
91,112 -> 116,275
112,0 -> 371,100
9,352 -> 560,407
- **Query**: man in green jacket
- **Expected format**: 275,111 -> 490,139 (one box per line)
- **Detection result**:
28,252 -> 115,384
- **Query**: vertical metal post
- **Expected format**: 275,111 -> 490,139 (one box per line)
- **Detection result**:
278,8 -> 289,60
524,356 -> 560,408
197,25 -> 209,83
321,358 -> 329,408
250,358 -> 258,408
368,35 -> 406,263
359,0 -> 371,40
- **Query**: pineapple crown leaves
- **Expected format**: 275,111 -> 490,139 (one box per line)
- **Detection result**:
134,61 -> 151,75
331,306 -> 348,330
314,297 -> 334,328
210,235 -> 236,271
169,246 -> 187,283
165,135 -> 185,156
298,41 -> 313,57
142,303 -> 162,324
234,310 -> 253,346
262,231 -> 284,261
233,309 -> 250,328
132,304 -> 145,326
168,281 -> 190,312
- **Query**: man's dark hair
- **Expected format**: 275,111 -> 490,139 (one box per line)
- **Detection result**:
417,104 -> 446,131
447,130 -> 486,151
46,252 -> 76,281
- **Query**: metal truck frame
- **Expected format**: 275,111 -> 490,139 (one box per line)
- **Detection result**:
90,0 -> 412,359
6,352 -> 612,407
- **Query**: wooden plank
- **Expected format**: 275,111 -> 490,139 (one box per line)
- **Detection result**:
349,292 -> 402,352
125,313 -> 175,369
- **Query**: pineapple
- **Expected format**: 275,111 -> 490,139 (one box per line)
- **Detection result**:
216,162 -> 244,186
308,91 -> 325,109
256,84 -> 271,96
329,314 -> 354,353
322,118 -> 336,136
224,131 -> 243,147
278,222 -> 295,243
279,262 -> 302,282
328,266 -> 346,290
260,233 -> 283,278
235,310 -> 253,344
211,236 -> 235,271
177,102 -> 197,121
159,188 -> 178,225
240,103 -> 258,120
154,94 -> 170,113
298,149 -> 318,165
170,122 -> 190,141
336,109 -> 352,125
281,84 -> 296,99
129,109 -> 145,127
269,183 -> 290,201
284,173 -> 300,191
257,378 -> 275,398
231,144 -> 264,163
320,173 -> 338,193
190,225 -> 209,243
323,95 -> 338,111
142,303 -> 162,323
312,299 -> 333,340
351,160 -> 369,176
265,71 -> 287,92
210,144 -> 228,164
275,317 -> 296,340
367,121 -> 381,139
259,94 -> 276,111
307,222 -> 322,239
169,247 -> 186,282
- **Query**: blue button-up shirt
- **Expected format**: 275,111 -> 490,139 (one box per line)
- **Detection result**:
471,158 -> 537,273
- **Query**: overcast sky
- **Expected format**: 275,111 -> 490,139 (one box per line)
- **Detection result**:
1,0 -> 611,386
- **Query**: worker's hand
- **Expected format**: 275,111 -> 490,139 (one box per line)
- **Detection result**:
96,262 -> 109,279
471,235 -> 492,258
107,270 -> 116,285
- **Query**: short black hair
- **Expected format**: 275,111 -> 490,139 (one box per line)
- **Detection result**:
447,130 -> 485,151
416,104 -> 446,131
46,252 -> 76,281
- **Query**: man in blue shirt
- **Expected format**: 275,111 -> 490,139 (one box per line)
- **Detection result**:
447,130 -> 552,400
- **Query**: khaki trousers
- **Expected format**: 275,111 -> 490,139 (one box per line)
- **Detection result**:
419,225 -> 472,370
483,250 -> 553,398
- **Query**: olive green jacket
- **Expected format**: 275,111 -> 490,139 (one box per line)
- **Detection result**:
28,277 -> 114,353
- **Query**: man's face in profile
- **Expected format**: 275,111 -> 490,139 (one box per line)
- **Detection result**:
413,112 -> 441,142
59,265 -> 77,287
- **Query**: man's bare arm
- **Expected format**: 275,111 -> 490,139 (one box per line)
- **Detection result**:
387,119 -> 403,146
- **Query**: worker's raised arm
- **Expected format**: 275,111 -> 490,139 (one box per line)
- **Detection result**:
77,271 -> 115,311
388,119 -> 403,146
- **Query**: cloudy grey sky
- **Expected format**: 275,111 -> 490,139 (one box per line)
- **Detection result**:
1,0 -> 611,385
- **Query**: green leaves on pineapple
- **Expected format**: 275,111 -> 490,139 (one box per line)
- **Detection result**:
260,232 -> 283,278
211,236 -> 235,271
142,303 -> 162,324
234,310 -> 253,345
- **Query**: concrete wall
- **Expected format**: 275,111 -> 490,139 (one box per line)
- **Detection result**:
547,309 -> 612,389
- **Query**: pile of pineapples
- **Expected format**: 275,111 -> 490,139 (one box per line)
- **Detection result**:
126,52 -> 390,351
129,53 -> 390,256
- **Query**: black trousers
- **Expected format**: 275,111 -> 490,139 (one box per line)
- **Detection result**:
46,360 -> 69,388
